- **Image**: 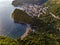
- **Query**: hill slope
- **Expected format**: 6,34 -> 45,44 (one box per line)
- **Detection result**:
12,0 -> 48,6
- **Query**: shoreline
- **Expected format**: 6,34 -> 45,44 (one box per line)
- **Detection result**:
20,24 -> 31,40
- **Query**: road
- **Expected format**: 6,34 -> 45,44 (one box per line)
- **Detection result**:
50,12 -> 60,20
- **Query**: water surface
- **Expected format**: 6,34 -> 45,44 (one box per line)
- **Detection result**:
0,0 -> 26,38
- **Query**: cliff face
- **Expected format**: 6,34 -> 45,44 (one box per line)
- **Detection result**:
12,9 -> 33,24
12,0 -> 48,6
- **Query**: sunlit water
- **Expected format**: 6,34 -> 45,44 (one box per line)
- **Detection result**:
0,0 -> 26,38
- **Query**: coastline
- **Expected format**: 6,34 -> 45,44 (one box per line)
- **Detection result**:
20,24 -> 31,40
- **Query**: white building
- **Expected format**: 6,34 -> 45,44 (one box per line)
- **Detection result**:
22,4 -> 48,18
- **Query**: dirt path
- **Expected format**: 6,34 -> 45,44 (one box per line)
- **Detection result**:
20,25 -> 31,40
50,12 -> 60,20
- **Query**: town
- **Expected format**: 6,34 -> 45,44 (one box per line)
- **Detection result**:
23,4 -> 48,18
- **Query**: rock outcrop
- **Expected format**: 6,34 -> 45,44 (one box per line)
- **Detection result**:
12,9 -> 33,24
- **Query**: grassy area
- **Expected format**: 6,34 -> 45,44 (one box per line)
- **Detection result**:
44,0 -> 60,17
0,36 -> 19,45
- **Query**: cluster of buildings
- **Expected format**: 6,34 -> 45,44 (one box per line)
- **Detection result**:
23,5 -> 48,18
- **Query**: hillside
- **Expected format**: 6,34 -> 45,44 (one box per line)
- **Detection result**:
12,0 -> 48,6
12,0 -> 60,45
44,0 -> 60,17
12,8 -> 60,45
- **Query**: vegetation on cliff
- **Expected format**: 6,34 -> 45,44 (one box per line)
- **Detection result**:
44,0 -> 60,17
0,36 -> 19,45
12,5 -> 60,45
17,13 -> 60,45
12,8 -> 60,45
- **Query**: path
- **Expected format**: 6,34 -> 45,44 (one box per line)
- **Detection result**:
50,12 -> 60,20
20,25 -> 31,40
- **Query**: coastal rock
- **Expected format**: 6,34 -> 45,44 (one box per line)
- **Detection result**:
12,9 -> 33,24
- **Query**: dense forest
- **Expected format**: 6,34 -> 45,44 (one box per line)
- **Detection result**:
0,0 -> 60,45
12,9 -> 33,24
0,36 -> 19,45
